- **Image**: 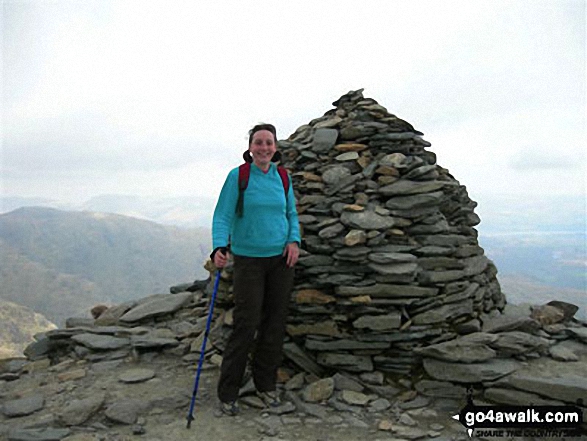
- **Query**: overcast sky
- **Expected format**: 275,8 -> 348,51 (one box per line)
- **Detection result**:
2,0 -> 585,212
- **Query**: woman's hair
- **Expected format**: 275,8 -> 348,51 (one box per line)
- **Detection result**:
248,123 -> 277,146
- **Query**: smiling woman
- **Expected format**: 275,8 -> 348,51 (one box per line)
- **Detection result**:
210,123 -> 301,414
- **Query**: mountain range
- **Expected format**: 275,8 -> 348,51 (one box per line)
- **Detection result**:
0,207 -> 211,329
0,195 -> 584,358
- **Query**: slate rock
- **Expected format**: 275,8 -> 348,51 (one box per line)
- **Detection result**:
7,428 -> 71,441
414,333 -> 497,363
71,334 -> 130,351
302,377 -> 335,403
423,358 -> 520,383
58,393 -> 105,426
119,292 -> 193,323
2,394 -> 44,417
118,368 -> 156,383
104,399 -> 148,425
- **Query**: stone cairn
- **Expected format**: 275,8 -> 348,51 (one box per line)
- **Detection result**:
214,88 -> 506,377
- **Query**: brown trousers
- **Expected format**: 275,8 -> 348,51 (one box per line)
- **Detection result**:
217,254 -> 294,403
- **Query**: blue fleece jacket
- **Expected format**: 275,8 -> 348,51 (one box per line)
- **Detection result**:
212,162 -> 301,257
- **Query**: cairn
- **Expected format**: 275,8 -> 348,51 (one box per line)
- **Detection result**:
213,89 -> 506,376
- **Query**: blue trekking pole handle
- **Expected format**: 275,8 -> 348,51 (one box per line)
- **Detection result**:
186,270 -> 221,429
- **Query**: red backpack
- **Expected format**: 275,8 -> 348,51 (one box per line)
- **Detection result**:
236,162 -> 290,217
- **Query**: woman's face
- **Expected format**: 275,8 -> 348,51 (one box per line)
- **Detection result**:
249,129 -> 277,169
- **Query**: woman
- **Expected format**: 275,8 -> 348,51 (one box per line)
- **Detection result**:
211,123 -> 300,416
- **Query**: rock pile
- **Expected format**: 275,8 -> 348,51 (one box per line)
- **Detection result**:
2,286 -> 585,440
216,88 -> 505,376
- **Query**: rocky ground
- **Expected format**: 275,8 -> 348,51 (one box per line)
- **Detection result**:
1,344 -> 585,441
0,348 -> 486,441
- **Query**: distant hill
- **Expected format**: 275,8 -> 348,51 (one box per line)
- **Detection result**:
0,207 -> 211,326
0,298 -> 56,359
0,195 -> 216,228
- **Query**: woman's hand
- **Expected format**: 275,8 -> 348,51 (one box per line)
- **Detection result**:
283,242 -> 299,268
213,249 -> 230,268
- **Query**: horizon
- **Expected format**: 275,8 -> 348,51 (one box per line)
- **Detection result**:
2,0 -> 585,209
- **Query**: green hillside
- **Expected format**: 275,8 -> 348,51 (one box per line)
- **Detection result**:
0,207 -> 211,326
0,298 -> 57,359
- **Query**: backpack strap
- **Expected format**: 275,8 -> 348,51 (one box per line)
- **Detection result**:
277,166 -> 290,198
235,163 -> 290,217
236,163 -> 251,217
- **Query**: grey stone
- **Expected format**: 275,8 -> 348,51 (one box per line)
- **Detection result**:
385,191 -> 445,210
414,379 -> 467,398
302,377 -> 334,403
482,311 -> 540,334
352,312 -> 402,331
318,223 -> 345,239
2,394 -> 44,417
335,151 -> 359,161
489,331 -> 551,356
283,342 -> 324,377
317,353 -> 373,372
340,209 -> 397,230
423,358 -> 521,383
568,327 -> 587,343
118,368 -> 156,383
379,179 -> 445,196
23,337 -> 52,360
7,428 -> 71,441
119,292 -> 193,323
484,387 -> 564,406
58,393 -> 105,426
332,373 -> 364,392
104,399 -> 148,425
335,284 -> 438,298
321,165 -> 351,184
414,333 -> 497,363
71,333 -> 130,350
368,252 -> 417,264
312,128 -> 338,153
369,262 -> 417,278
285,390 -> 329,419
499,371 -> 587,404
130,335 -> 179,349
412,300 -> 473,325
369,397 -> 391,411
340,390 -> 370,406
305,338 -> 389,351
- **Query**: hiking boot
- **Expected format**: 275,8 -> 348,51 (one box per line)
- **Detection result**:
257,390 -> 281,408
220,400 -> 239,416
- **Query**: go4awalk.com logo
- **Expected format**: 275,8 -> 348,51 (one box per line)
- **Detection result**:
452,397 -> 584,438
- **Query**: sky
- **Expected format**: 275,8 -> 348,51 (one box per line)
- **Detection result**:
2,0 -> 586,217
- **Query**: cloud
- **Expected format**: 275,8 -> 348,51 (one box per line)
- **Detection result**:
510,148 -> 585,171
2,0 -> 585,204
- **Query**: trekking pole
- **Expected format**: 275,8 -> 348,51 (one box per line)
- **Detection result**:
186,270 -> 221,429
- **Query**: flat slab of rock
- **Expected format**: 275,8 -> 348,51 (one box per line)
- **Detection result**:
2,394 -> 44,417
57,393 -> 105,426
104,399 -> 149,424
496,370 -> 587,404
71,334 -> 130,351
7,428 -> 71,441
118,368 -> 156,383
414,333 -> 497,363
412,300 -> 473,325
353,312 -> 401,331
423,358 -> 520,383
335,284 -> 438,298
119,292 -> 193,323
